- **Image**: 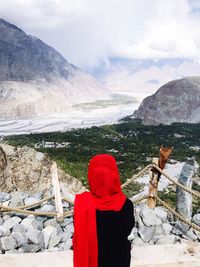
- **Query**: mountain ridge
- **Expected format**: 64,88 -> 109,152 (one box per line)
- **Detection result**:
134,76 -> 200,125
0,18 -> 110,119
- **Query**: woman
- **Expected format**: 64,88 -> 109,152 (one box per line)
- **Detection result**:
73,154 -> 135,267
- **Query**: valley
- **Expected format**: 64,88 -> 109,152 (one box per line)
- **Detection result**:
4,118 -> 200,200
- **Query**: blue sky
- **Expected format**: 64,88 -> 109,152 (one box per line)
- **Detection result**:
0,0 -> 200,71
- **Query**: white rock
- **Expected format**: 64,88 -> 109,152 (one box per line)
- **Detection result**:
25,229 -> 44,245
139,225 -> 156,243
1,236 -> 17,250
48,228 -> 62,248
0,192 -> 11,202
132,236 -> 145,246
24,197 -> 39,206
36,152 -> 45,161
65,223 -> 74,234
3,216 -> 22,230
5,249 -> 20,254
21,215 -> 39,230
9,191 -> 25,207
128,234 -> 135,241
11,232 -> 28,247
185,229 -> 198,241
12,223 -> 27,234
154,207 -> 168,222
42,226 -> 54,249
58,239 -> 72,250
0,217 -> 3,225
155,235 -> 176,245
43,218 -> 58,228
162,223 -> 173,235
140,206 -> 158,226
36,204 -> 55,212
193,214 -> 200,226
0,225 -> 11,237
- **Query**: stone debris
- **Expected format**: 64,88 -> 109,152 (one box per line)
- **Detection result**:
0,185 -> 199,254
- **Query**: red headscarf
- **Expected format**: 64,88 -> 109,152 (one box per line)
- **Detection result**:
73,154 -> 126,267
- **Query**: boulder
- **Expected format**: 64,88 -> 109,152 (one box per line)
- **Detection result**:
11,232 -> 28,247
155,234 -> 177,245
5,249 -> 20,254
12,223 -> 27,234
20,243 -> 41,253
1,236 -> 17,250
162,223 -> 173,235
193,214 -> 200,226
42,226 -> 55,249
48,228 -> 63,248
58,239 -> 72,250
0,225 -> 11,237
21,215 -> 39,230
132,236 -> 145,246
154,207 -> 168,223
138,224 -> 156,243
140,205 -> 158,226
44,218 -> 58,228
3,216 -> 22,230
9,191 -> 26,207
60,230 -> 72,242
0,192 -> 10,202
25,229 -> 44,245
65,223 -> 74,234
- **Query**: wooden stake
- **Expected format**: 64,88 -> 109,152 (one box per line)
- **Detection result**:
147,157 -> 159,209
51,162 -> 64,222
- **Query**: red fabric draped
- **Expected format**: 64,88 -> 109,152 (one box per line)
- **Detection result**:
73,154 -> 126,267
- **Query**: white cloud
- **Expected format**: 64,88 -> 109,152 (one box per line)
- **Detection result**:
0,0 -> 199,70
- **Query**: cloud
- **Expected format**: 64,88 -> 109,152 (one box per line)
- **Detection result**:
0,0 -> 199,70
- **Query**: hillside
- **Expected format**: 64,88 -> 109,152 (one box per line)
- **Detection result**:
134,77 -> 200,125
0,143 -> 84,194
0,19 -> 110,119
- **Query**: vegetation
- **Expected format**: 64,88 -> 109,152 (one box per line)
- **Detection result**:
4,118 -> 200,199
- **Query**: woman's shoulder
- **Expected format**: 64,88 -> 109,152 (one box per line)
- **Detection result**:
123,197 -> 134,211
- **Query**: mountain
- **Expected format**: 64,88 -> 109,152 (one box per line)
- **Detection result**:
133,77 -> 200,125
0,19 -> 110,119
92,57 -> 200,102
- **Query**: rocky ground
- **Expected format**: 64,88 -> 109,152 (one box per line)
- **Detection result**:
0,189 -> 199,255
0,188 -> 74,254
130,203 -> 200,247
0,144 -> 85,194
0,143 -> 199,254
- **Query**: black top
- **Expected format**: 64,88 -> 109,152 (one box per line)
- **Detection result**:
96,198 -> 135,267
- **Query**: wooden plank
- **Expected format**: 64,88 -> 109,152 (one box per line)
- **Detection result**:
51,162 -> 64,222
0,243 -> 199,267
147,158 -> 159,208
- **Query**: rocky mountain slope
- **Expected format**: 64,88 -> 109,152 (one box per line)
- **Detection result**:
134,77 -> 200,125
0,19 -> 110,119
0,143 -> 85,195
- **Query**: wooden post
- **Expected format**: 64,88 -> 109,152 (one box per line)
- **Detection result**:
147,158 -> 159,209
51,162 -> 64,222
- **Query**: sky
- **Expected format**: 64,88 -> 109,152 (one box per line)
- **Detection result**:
0,0 -> 200,71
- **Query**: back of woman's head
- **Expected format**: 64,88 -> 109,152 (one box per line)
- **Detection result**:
88,154 -> 122,198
